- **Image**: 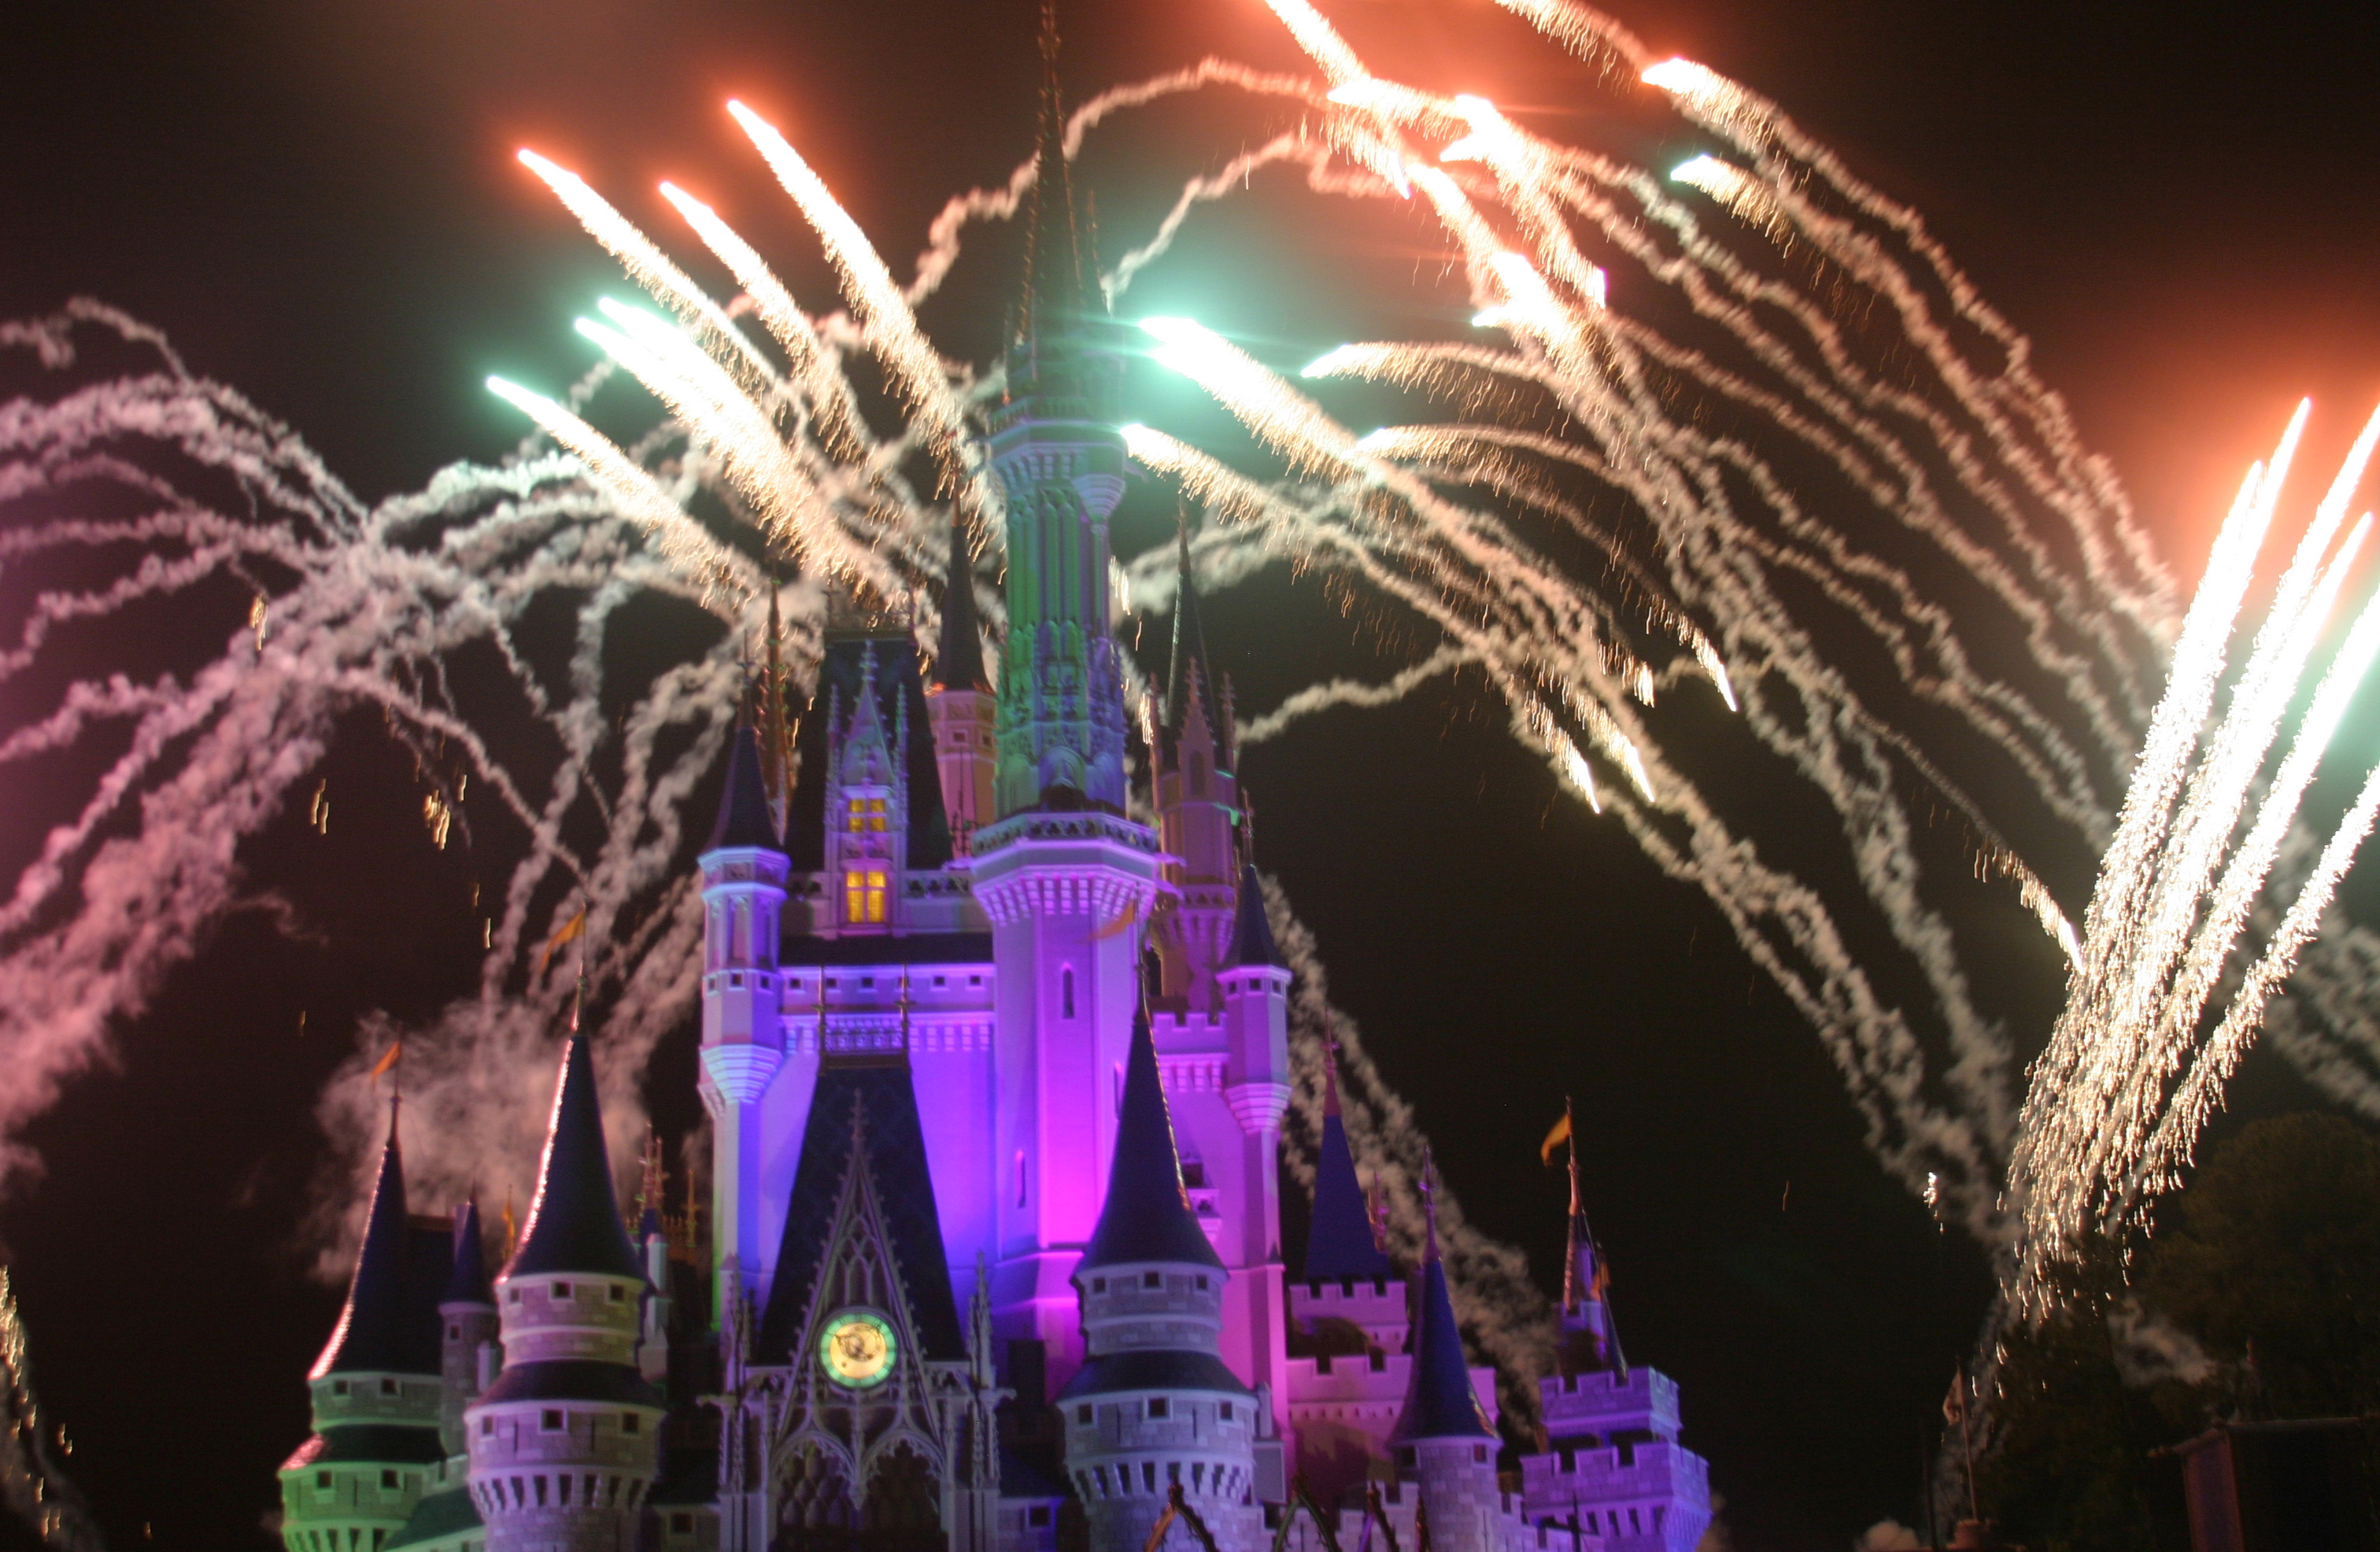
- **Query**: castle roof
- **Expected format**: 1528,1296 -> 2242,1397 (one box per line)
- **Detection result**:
1303,1048 -> 1391,1282
1224,863 -> 1287,972
756,1062 -> 965,1364
935,515 -> 989,693
386,1487 -> 482,1552
1390,1174 -> 1494,1443
1055,1347 -> 1252,1402
442,1197 -> 492,1308
783,633 -> 954,873
1079,1008 -> 1226,1273
505,1033 -> 645,1283
281,1424 -> 448,1471
312,1113 -> 450,1379
708,719 -> 782,853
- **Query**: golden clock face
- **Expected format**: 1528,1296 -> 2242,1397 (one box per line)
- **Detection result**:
819,1310 -> 896,1389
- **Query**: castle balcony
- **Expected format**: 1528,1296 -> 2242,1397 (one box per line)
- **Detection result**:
1536,1366 -> 1680,1444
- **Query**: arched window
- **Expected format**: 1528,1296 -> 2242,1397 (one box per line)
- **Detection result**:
1062,966 -> 1076,1019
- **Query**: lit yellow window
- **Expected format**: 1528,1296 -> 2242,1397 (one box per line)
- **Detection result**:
844,796 -> 888,833
844,868 -> 888,924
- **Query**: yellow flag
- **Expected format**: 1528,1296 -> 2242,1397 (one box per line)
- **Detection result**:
538,906 -> 588,975
1088,901 -> 1140,941
1539,1110 -> 1572,1166
368,1040 -> 403,1084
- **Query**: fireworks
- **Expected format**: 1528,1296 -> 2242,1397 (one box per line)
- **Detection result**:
7,0 -> 2380,1328
2006,403 -> 2380,1313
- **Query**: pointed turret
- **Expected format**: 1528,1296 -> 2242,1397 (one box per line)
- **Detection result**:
506,1033 -> 645,1283
1391,1165 -> 1492,1443
1081,1009 -> 1225,1273
468,1032 -> 663,1552
1303,1040 -> 1392,1282
444,1197 -> 491,1309
1062,1014 -> 1263,1552
438,1198 -> 498,1458
1224,863 -> 1286,971
283,1105 -> 449,1552
710,715 -> 782,853
936,515 -> 990,693
312,1107 -> 417,1378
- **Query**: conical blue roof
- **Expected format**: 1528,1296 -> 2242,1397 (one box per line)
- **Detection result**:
1079,1010 -> 1225,1273
1224,864 -> 1286,970
1390,1185 -> 1492,1442
507,1035 -> 645,1282
313,1115 -> 431,1377
1303,1055 -> 1391,1281
443,1198 -> 493,1308
708,720 -> 781,852
936,517 -> 989,693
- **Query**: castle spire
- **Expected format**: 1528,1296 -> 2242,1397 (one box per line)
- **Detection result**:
1080,1007 -> 1225,1273
1166,517 -> 1218,746
1015,0 -> 1085,354
1391,1155 -> 1494,1443
935,514 -> 990,693
1223,862 -> 1285,971
506,1033 -> 646,1283
444,1195 -> 492,1309
1303,1027 -> 1391,1281
710,700 -> 784,853
309,1101 -> 417,1379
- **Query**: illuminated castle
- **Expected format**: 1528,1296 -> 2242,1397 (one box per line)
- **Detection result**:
273,20 -> 1713,1552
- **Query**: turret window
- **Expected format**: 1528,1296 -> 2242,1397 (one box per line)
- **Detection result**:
379,1377 -> 397,1396
316,1472 -> 332,1491
551,1281 -> 571,1299
621,1413 -> 641,1433
381,1469 -> 399,1491
845,796 -> 888,833
1062,968 -> 1076,1018
845,869 -> 888,924
1143,1271 -> 1162,1289
1146,1398 -> 1169,1419
541,1410 -> 564,1432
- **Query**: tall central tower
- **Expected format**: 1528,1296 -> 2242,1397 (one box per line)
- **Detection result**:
967,6 -> 1163,1395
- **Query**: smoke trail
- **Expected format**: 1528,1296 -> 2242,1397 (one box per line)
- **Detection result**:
13,0 -> 2380,1406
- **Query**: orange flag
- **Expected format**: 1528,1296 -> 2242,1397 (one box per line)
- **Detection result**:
368,1040 -> 402,1084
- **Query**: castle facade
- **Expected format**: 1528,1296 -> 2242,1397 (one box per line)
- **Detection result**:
273,29 -> 1712,1552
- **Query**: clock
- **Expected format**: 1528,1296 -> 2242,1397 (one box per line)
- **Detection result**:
819,1309 -> 896,1389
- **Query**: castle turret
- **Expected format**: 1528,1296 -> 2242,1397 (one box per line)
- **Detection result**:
1059,1011 -> 1264,1552
969,6 -> 1164,1384
1520,1114 -> 1710,1551
1152,532 -> 1241,1011
699,719 -> 791,1317
1214,863 -> 1292,1454
279,1106 -> 449,1552
441,1198 -> 498,1456
466,1031 -> 663,1552
929,515 -> 998,853
1388,1167 -> 1512,1552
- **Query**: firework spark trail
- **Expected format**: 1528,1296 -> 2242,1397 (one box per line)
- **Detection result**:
2007,408 -> 2380,1312
7,0 -> 2378,1376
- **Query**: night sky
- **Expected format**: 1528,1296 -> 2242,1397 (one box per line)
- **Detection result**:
6,2 -> 2380,1549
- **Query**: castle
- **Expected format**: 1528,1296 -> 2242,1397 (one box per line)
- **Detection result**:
272,25 -> 1713,1552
